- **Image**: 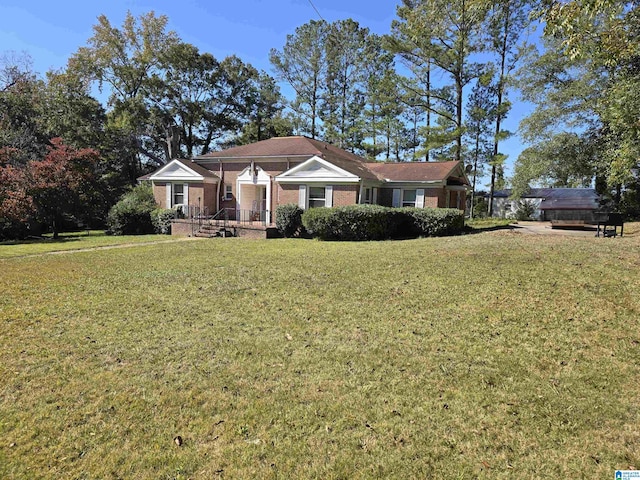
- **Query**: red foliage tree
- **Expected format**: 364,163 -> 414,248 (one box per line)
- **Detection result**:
0,163 -> 32,221
22,138 -> 100,238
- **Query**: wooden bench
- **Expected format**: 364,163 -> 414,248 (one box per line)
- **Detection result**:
551,219 -> 585,229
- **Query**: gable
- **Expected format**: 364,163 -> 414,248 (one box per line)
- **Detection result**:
237,165 -> 271,182
276,156 -> 361,183
149,159 -> 206,181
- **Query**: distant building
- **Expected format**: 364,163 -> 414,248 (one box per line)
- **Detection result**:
489,188 -> 601,222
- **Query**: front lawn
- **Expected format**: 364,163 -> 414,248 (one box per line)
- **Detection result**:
0,231 -> 183,259
1,228 -> 639,478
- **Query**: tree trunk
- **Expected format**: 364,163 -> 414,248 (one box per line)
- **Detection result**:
471,131 -> 480,218
311,74 -> 318,139
52,211 -> 60,239
425,60 -> 431,162
489,6 -> 510,217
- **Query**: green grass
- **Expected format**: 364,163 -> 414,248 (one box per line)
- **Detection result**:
0,231 -> 185,259
465,217 -> 514,230
1,226 -> 639,478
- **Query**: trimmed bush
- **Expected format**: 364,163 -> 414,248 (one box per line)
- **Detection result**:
404,207 -> 465,237
301,204 -> 464,241
275,203 -> 304,237
106,184 -> 157,235
151,208 -> 178,234
302,205 -> 393,241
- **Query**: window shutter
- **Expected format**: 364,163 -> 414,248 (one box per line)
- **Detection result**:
298,184 -> 307,209
166,183 -> 172,208
416,189 -> 425,208
183,183 -> 189,206
372,188 -> 377,205
325,185 -> 333,208
392,188 -> 401,207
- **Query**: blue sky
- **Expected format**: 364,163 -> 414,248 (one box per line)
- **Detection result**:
0,0 -> 532,185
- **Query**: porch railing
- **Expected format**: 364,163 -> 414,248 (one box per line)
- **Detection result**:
233,208 -> 271,225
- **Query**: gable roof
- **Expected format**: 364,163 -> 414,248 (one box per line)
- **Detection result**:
199,136 -> 380,181
276,155 -> 362,183
367,160 -> 464,183
140,158 -> 219,182
143,137 -> 468,186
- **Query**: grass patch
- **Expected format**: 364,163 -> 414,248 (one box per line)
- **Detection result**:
465,218 -> 514,230
0,231 -> 178,259
1,228 -> 639,478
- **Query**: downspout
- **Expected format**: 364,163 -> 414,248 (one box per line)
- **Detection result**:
216,159 -> 223,213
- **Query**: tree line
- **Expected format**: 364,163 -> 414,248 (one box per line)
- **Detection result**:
1,2 -> 639,239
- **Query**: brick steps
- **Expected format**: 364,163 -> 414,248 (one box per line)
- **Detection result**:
195,224 -> 237,238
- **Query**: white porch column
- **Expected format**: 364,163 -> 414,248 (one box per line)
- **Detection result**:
266,179 -> 272,218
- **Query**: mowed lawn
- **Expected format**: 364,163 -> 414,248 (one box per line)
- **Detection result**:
1,226 -> 639,479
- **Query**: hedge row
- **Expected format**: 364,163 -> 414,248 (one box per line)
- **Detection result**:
295,204 -> 464,241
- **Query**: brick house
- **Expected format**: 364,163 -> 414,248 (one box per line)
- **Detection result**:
145,136 -> 469,222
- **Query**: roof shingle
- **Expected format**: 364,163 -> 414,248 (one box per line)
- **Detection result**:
366,161 -> 462,182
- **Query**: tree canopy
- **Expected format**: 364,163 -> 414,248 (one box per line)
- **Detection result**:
2,2 -> 640,239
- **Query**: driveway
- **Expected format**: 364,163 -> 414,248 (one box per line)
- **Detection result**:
509,221 -> 600,237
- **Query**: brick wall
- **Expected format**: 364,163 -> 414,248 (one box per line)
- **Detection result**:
171,219 -> 194,236
153,181 -> 218,211
153,182 -> 167,208
424,188 -> 445,208
214,160 -> 306,215
278,184 -> 300,206
332,185 -> 358,206
203,182 -> 217,212
374,187 -> 452,209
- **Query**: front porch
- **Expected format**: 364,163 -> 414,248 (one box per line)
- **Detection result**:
171,207 -> 277,239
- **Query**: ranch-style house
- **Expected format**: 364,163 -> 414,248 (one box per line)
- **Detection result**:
142,136 -> 470,227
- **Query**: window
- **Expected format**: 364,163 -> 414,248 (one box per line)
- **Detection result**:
402,189 -> 416,207
363,188 -> 371,204
225,184 -> 233,200
308,186 -> 326,208
173,183 -> 184,205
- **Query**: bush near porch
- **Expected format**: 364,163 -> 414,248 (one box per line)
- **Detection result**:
275,204 -> 304,238
301,204 -> 464,241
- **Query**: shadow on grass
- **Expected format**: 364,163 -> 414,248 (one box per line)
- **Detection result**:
462,223 -> 515,235
1,232 -> 90,247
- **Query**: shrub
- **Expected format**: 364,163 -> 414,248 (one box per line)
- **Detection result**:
0,217 -> 33,241
405,207 -> 465,237
301,207 -> 336,240
275,203 -> 304,237
302,205 -> 395,241
515,199 -> 537,221
301,205 -> 465,241
151,208 -> 178,234
106,184 -> 157,235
